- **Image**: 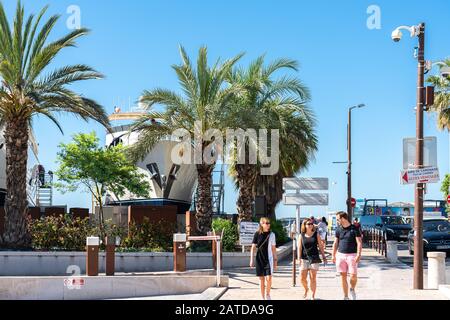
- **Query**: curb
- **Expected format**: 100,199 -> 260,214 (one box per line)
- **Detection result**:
200,287 -> 228,300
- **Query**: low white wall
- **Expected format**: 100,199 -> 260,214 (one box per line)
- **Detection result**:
0,274 -> 229,300
0,241 -> 292,276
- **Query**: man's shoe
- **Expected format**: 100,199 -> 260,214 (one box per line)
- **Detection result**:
349,288 -> 356,300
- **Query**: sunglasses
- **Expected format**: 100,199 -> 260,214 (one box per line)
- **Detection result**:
306,223 -> 313,226
262,222 -> 271,225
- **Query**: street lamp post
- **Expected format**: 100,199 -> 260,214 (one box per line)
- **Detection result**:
347,104 -> 365,221
391,22 -> 425,290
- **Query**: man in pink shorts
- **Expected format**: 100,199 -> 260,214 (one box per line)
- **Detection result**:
332,211 -> 362,300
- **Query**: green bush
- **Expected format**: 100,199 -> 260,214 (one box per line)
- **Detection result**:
270,219 -> 288,246
212,218 -> 239,252
121,218 -> 176,251
29,215 -> 105,251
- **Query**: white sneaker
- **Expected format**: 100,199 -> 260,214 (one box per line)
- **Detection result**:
266,295 -> 271,300
343,297 -> 350,300
349,288 -> 356,300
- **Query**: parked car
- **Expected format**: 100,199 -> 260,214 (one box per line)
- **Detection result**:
360,215 -> 412,241
407,218 -> 450,255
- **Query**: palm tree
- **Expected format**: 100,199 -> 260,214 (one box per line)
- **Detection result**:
427,58 -> 450,130
253,101 -> 317,218
226,57 -> 317,221
0,1 -> 109,248
129,46 -> 243,234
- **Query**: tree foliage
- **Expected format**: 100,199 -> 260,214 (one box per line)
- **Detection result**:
54,132 -> 151,225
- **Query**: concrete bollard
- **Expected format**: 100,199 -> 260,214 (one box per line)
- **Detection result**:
386,241 -> 398,263
427,252 -> 447,289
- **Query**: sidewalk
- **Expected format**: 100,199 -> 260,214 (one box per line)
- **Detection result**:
220,248 -> 448,300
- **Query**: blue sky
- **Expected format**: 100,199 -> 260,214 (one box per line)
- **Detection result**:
3,0 -> 450,218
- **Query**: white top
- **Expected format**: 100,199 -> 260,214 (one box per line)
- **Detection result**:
267,232 -> 276,273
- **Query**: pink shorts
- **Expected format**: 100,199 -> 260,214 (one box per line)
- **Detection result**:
336,253 -> 358,275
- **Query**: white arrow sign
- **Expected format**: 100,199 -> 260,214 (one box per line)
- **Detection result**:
400,167 -> 440,185
283,193 -> 329,206
283,177 -> 328,191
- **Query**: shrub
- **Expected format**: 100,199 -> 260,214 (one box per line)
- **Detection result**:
121,218 -> 176,251
212,218 -> 239,252
29,214 -> 127,251
270,219 -> 288,246
29,215 -> 96,251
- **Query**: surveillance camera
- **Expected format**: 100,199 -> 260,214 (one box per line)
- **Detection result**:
440,66 -> 450,79
391,29 -> 402,42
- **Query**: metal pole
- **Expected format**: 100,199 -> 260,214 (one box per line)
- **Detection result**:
414,22 -> 425,290
292,231 -> 296,287
347,109 -> 352,220
216,238 -> 221,287
295,193 -> 301,233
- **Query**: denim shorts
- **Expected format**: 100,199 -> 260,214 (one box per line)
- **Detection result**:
300,259 -> 320,271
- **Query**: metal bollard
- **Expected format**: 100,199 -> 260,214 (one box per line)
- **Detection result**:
427,252 -> 446,289
173,233 -> 187,272
377,230 -> 381,253
86,236 -> 99,276
371,228 -> 375,250
212,238 -> 223,271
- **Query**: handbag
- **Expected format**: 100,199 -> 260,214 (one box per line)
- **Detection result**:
301,232 -> 322,264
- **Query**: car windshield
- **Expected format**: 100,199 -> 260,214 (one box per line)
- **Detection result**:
423,220 -> 450,232
381,216 -> 406,225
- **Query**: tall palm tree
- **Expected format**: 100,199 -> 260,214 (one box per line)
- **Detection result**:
253,101 -> 317,218
129,46 -> 243,234
0,1 -> 109,248
226,57 -> 317,221
427,58 -> 450,130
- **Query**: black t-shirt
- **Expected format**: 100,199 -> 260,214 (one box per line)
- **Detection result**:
335,224 -> 361,254
252,231 -> 270,259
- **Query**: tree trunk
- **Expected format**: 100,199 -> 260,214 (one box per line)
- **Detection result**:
253,172 -> 284,220
236,163 -> 257,222
195,164 -> 214,235
1,118 -> 31,248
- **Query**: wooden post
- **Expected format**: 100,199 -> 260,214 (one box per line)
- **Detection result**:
173,234 -> 187,272
105,236 -> 115,276
86,237 -> 99,276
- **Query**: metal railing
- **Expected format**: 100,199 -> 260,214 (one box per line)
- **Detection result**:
363,227 -> 387,258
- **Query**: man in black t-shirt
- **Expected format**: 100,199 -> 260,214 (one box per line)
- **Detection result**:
332,211 -> 362,300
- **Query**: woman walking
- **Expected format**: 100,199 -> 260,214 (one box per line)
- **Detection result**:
298,218 -> 327,300
250,217 -> 277,300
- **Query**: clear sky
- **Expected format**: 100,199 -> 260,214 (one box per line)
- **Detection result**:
3,0 -> 450,218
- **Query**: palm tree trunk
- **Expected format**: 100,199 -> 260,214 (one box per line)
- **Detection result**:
236,163 -> 257,222
195,164 -> 214,235
2,118 -> 31,248
253,172 -> 283,220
